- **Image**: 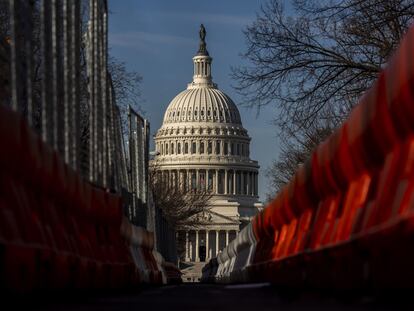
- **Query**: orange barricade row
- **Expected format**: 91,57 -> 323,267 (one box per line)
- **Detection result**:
202,25 -> 414,289
0,105 -> 173,291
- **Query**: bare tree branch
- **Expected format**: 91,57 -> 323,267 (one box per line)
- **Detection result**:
149,161 -> 213,230
235,0 -> 414,198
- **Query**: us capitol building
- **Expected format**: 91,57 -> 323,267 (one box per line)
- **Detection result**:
152,25 -> 262,266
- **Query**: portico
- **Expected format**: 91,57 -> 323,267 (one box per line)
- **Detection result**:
183,228 -> 239,262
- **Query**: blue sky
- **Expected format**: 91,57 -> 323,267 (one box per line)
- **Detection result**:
108,0 -> 280,201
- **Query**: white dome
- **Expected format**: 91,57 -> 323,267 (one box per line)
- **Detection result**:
162,87 -> 242,125
152,26 -> 263,260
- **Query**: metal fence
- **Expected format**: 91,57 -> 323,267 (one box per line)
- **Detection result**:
2,0 -> 138,216
2,0 -> 178,261
128,106 -> 149,226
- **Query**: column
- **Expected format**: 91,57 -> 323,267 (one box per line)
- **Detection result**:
225,230 -> 229,247
215,169 -> 219,194
253,173 -> 256,196
233,170 -> 236,195
256,173 -> 258,196
215,230 -> 219,255
196,169 -> 199,191
251,172 -> 253,195
241,171 -> 244,195
224,170 -> 228,194
185,231 -> 189,261
206,230 -> 209,261
206,169 -> 210,191
246,172 -> 250,196
186,169 -> 190,191
195,230 -> 200,262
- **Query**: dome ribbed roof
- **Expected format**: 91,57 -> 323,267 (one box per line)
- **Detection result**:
162,87 -> 242,124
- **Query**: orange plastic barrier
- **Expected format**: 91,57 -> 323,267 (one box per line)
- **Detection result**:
0,106 -> 144,292
204,25 -> 414,289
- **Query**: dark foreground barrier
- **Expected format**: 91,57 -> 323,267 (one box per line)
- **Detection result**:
0,105 -> 178,292
202,24 -> 414,290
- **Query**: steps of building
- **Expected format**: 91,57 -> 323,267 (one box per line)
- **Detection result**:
179,261 -> 208,282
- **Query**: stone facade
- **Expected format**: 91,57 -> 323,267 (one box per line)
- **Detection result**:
152,27 -> 262,264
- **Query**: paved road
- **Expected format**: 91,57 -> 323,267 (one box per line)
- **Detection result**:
14,283 -> 412,310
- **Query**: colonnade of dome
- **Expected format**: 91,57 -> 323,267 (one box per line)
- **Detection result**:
155,168 -> 258,197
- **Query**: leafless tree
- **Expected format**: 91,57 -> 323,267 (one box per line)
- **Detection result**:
234,0 -> 414,131
233,0 -> 414,198
265,123 -> 333,200
149,162 -> 212,230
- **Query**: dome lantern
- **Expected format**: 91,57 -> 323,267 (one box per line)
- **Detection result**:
190,24 -> 215,88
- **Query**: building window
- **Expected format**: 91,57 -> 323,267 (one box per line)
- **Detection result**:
200,142 -> 204,154
224,142 -> 228,155
161,144 -> 163,155
171,143 -> 174,154
166,144 -> 169,155
216,141 -> 221,155
177,142 -> 181,154
241,144 -> 244,156
192,142 -> 196,154
184,142 -> 188,154
208,141 -> 212,154
231,143 -> 234,155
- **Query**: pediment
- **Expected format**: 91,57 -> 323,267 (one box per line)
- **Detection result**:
196,210 -> 239,225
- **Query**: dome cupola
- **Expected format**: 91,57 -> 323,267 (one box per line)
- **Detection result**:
161,24 -> 242,125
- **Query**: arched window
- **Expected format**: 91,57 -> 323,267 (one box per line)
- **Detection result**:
216,141 -> 221,155
166,143 -> 169,155
161,144 -> 164,155
184,142 -> 189,154
200,142 -> 205,154
208,141 -> 212,154
192,142 -> 196,154
236,143 -> 240,156
171,143 -> 174,154
241,144 -> 244,156
224,142 -> 228,155
231,143 -> 234,155
177,142 -> 181,154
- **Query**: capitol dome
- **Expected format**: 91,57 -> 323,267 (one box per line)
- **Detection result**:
152,25 -> 262,267
162,88 -> 242,125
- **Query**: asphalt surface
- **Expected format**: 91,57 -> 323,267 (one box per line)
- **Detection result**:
8,283 -> 413,311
